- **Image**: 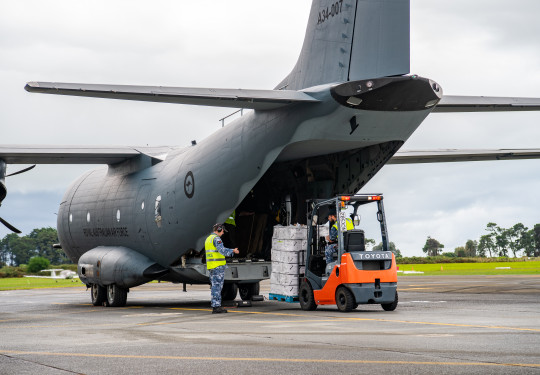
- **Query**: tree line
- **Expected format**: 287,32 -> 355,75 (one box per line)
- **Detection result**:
423,222 -> 540,258
3,222 -> 539,267
0,227 -> 70,266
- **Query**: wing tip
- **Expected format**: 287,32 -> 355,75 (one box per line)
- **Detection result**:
25,81 -> 40,92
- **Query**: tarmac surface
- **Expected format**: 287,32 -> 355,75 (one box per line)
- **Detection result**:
1,275 -> 539,374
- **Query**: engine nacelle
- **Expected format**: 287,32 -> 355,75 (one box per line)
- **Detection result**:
78,246 -> 169,288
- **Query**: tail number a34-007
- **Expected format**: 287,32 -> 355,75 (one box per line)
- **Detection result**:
318,0 -> 344,25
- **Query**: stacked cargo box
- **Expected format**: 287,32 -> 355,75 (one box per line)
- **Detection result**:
270,225 -> 329,300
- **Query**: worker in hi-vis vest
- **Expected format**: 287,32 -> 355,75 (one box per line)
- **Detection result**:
205,223 -> 239,314
325,208 -> 354,264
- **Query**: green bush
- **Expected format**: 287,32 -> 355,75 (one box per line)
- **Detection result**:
0,266 -> 25,278
27,257 -> 50,273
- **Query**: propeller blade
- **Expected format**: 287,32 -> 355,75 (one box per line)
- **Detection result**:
6,165 -> 36,177
0,217 -> 21,234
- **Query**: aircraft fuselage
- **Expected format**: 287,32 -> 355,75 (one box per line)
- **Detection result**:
58,77 -> 440,274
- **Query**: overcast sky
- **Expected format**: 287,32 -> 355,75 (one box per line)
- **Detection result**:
1,0 -> 540,256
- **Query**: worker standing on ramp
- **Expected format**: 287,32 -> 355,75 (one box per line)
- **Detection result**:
205,223 -> 239,314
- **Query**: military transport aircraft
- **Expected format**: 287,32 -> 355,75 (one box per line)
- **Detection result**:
2,0 -> 540,307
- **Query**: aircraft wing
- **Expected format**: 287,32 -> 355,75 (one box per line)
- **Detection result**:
389,149 -> 540,164
0,145 -> 174,164
25,82 -> 320,110
433,95 -> 540,112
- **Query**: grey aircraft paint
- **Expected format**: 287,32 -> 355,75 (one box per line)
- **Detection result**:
2,0 -> 540,306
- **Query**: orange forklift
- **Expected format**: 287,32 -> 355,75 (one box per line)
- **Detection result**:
299,194 -> 398,312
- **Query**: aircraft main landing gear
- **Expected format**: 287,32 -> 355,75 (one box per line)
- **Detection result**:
91,284 -> 106,306
106,284 -> 128,307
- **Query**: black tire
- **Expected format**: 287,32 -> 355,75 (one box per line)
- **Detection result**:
335,286 -> 355,312
221,283 -> 238,301
299,280 -> 317,311
381,291 -> 398,311
91,284 -> 106,306
239,282 -> 260,301
106,284 -> 128,307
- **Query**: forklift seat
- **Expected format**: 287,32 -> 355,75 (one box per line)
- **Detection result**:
344,230 -> 365,252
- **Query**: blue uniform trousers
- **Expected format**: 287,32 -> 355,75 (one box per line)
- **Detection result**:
325,243 -> 338,263
209,265 -> 226,307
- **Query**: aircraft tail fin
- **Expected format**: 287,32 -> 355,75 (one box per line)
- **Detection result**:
277,0 -> 410,91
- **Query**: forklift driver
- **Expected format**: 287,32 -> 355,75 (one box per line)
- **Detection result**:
324,208 -> 354,264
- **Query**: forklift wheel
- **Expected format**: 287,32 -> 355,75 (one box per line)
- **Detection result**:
299,281 -> 317,311
381,291 -> 398,311
336,286 -> 355,312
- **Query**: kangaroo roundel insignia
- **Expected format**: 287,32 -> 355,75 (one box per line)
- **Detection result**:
184,171 -> 195,198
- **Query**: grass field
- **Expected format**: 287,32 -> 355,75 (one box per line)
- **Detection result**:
397,261 -> 540,276
0,277 -> 86,291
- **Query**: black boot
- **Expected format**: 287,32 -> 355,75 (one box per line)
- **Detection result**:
212,306 -> 228,314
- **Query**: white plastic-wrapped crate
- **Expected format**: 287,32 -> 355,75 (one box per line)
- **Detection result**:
274,262 -> 301,275
271,249 -> 299,264
272,225 -> 308,240
269,225 -> 309,299
270,224 -> 332,299
271,238 -> 307,252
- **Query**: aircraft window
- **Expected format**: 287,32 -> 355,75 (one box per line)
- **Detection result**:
116,209 -> 121,222
155,196 -> 162,228
87,211 -> 91,223
69,213 -> 73,223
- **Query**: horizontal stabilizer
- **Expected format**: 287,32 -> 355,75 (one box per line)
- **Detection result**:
25,82 -> 320,110
389,149 -> 540,164
433,95 -> 540,112
0,145 -> 174,164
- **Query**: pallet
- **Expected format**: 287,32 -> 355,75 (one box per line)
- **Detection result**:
269,293 -> 299,303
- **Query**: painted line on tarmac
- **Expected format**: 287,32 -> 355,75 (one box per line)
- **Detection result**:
0,323 -> 124,329
170,307 -> 305,317
337,317 -> 540,332
169,308 -> 540,332
216,313 -> 539,333
1,350 -> 539,368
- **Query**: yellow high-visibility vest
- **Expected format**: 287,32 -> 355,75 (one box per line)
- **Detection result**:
333,217 -> 354,232
205,234 -> 226,269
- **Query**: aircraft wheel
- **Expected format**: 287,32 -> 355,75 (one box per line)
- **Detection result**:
91,284 -> 106,306
106,284 -> 128,307
336,286 -> 355,312
239,282 -> 260,301
381,291 -> 398,311
299,280 -> 317,311
221,283 -> 238,301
